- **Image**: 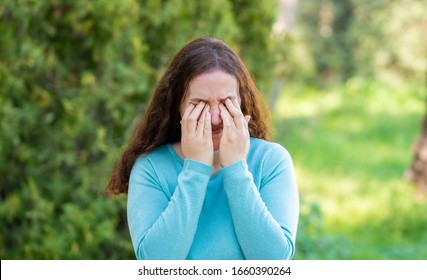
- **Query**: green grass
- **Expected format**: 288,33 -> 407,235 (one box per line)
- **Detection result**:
271,78 -> 427,259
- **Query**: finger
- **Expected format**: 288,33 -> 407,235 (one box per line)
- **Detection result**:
219,103 -> 234,123
232,98 -> 242,112
181,104 -> 195,135
196,104 -> 208,136
244,115 -> 251,124
182,103 -> 195,120
223,99 -> 244,130
189,102 -> 206,119
204,110 -> 212,137
220,103 -> 234,133
186,102 -> 206,130
224,98 -> 243,118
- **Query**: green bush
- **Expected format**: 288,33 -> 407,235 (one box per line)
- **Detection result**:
0,0 -> 278,259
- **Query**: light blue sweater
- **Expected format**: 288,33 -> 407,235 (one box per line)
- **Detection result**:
127,138 -> 299,260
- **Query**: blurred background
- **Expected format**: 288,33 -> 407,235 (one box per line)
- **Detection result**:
1,0 -> 426,259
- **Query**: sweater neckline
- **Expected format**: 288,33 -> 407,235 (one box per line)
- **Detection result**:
167,143 -> 184,163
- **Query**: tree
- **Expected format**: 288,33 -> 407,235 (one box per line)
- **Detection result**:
283,0 -> 427,201
406,77 -> 427,199
0,0 -> 278,259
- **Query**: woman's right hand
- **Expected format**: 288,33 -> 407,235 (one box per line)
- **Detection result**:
180,102 -> 214,167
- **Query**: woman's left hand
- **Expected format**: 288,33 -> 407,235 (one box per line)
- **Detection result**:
218,98 -> 251,167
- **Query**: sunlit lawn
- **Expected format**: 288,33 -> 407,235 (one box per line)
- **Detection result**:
271,78 -> 427,259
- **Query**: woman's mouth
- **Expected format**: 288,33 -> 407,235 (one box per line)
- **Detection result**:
212,126 -> 223,135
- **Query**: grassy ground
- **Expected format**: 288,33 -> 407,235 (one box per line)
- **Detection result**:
271,78 -> 427,259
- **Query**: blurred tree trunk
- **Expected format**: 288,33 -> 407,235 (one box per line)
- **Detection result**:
406,71 -> 427,198
269,0 -> 299,108
407,115 -> 427,197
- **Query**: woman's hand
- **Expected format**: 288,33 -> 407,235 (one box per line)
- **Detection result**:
219,98 -> 251,167
180,102 -> 214,166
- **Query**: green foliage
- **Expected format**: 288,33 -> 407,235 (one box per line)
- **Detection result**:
273,78 -> 427,259
3,0 -> 424,260
0,0 -> 278,259
290,0 -> 427,86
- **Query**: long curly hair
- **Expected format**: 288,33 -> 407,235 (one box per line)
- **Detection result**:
106,37 -> 271,195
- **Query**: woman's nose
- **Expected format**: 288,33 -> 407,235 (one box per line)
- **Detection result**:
210,105 -> 222,126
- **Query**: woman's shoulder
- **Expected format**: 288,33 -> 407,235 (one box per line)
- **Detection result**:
131,144 -> 181,183
250,137 -> 291,157
248,138 -> 294,176
248,138 -> 293,172
134,144 -> 177,167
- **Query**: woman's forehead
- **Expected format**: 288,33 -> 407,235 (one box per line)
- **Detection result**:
185,70 -> 239,100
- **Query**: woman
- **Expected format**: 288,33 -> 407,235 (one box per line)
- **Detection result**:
106,37 -> 299,260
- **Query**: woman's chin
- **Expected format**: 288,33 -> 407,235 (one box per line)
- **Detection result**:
212,131 -> 222,151
213,140 -> 220,151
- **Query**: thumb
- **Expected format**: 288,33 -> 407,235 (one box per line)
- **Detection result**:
244,115 -> 251,124
204,111 -> 212,137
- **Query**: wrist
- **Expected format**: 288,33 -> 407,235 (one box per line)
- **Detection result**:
188,156 -> 213,167
221,159 -> 248,178
220,158 -> 242,168
183,158 -> 213,174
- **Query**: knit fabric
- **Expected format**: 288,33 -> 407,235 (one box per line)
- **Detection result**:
127,138 -> 299,259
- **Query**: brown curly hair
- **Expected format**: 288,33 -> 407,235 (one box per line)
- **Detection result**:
106,37 -> 271,195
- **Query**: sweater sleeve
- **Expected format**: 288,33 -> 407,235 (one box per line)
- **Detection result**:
127,157 -> 212,260
222,144 -> 299,259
